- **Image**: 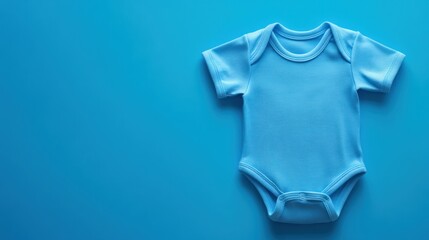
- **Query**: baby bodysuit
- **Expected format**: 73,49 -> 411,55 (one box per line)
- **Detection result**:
202,21 -> 405,224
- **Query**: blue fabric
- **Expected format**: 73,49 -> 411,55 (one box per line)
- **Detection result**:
202,21 -> 405,224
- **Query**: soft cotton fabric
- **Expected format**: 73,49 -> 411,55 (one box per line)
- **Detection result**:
202,21 -> 405,224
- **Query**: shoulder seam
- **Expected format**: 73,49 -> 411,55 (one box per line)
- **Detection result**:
249,33 -> 262,64
338,29 -> 349,59
249,24 -> 273,64
332,24 -> 350,62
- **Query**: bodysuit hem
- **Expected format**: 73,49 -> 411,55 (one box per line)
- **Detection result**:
238,161 -> 367,223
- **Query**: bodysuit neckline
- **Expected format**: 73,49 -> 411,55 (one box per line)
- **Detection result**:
269,21 -> 333,62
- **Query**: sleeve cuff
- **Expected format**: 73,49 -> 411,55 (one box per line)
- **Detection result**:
381,51 -> 406,93
202,50 -> 227,98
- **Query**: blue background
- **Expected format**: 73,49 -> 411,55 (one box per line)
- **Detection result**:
0,1 -> 428,239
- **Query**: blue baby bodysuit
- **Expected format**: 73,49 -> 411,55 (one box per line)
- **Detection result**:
202,21 -> 405,224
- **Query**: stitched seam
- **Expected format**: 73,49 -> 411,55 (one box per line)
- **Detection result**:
323,164 -> 362,193
239,163 -> 283,194
275,29 -> 326,40
322,164 -> 365,193
350,31 -> 360,91
332,26 -> 351,62
347,37 -> 363,157
323,202 -> 332,219
243,34 -> 252,96
348,59 -> 361,106
322,201 -> 334,220
381,53 -> 400,91
250,24 -> 273,64
280,195 -> 328,202
336,28 -> 351,61
250,30 -> 265,63
348,32 -> 361,107
249,38 -> 259,63
207,51 -> 226,97
269,34 -> 331,62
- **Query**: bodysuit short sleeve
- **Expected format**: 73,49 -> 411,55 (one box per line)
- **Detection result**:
351,32 -> 406,93
202,34 -> 250,98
